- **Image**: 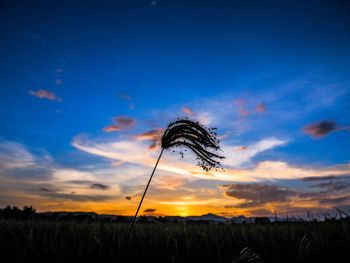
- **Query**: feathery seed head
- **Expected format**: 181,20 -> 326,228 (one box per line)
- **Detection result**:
161,119 -> 225,171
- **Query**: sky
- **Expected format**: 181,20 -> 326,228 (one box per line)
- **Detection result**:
0,0 -> 350,217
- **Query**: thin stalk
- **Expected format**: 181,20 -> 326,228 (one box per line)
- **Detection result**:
127,148 -> 164,240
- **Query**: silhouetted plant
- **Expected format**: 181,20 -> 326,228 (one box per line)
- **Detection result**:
128,118 -> 225,239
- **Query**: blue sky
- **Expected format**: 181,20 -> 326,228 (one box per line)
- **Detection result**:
0,0 -> 349,216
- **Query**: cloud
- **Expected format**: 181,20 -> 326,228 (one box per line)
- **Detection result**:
38,188 -> 52,192
29,89 -> 62,102
0,141 -> 35,169
72,135 -> 157,168
301,175 -> 350,181
66,180 -> 94,185
153,175 -> 187,190
103,116 -> 135,132
255,103 -> 266,113
318,196 -> 349,204
90,183 -> 110,190
0,140 -> 53,181
0,140 -> 124,211
223,181 -> 350,212
72,134 -> 287,181
4,166 -> 53,181
52,169 -> 96,182
0,140 -> 185,214
233,99 -> 250,117
134,128 -> 164,150
233,100 -> 266,117
303,120 -> 338,138
223,183 -> 296,207
103,125 -> 125,132
236,146 -> 248,151
0,139 -> 117,176
222,137 -> 286,167
223,174 -> 350,212
40,192 -> 117,202
242,161 -> 350,181
72,133 -> 350,185
182,107 -> 194,116
115,116 -> 134,126
143,208 -> 156,213
111,160 -> 125,167
134,129 -> 163,141
312,181 -> 349,191
309,175 -> 350,191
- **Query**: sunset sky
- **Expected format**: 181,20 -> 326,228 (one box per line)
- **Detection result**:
0,0 -> 349,217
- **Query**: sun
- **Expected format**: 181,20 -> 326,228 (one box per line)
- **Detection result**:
177,206 -> 189,217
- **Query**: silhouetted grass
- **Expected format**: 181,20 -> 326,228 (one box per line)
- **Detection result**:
0,219 -> 349,263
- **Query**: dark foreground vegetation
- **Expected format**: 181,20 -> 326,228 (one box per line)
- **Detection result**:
1,216 -> 349,263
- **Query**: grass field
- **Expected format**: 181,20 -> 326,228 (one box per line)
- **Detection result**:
1,219 -> 349,263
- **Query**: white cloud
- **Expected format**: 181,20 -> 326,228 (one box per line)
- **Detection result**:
222,137 -> 286,168
72,134 -> 286,170
52,169 -> 96,182
0,141 -> 35,169
251,161 -> 350,180
0,139 -> 122,200
71,133 -> 349,184
72,135 -> 156,166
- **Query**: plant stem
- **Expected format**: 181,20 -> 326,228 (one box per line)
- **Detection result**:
127,148 -> 164,240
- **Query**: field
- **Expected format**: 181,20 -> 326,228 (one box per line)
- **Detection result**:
0,219 -> 349,263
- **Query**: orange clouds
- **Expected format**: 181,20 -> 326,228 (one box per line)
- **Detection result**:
154,175 -> 186,190
255,103 -> 266,113
182,107 -> 194,116
143,208 -> 156,213
233,99 -> 266,117
134,128 -> 164,150
115,116 -> 134,126
111,160 -> 124,167
236,146 -> 248,151
103,125 -> 125,132
234,99 -> 249,116
29,89 -> 62,102
303,120 -> 338,138
103,116 -> 135,132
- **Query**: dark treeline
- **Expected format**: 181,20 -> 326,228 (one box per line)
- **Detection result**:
0,205 -> 128,223
0,205 -> 36,220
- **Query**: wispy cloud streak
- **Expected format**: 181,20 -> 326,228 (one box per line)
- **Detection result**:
29,89 -> 62,102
